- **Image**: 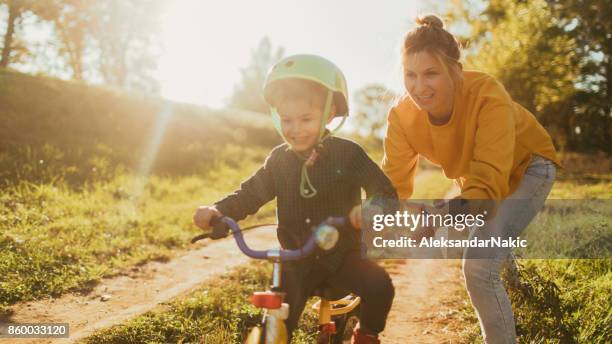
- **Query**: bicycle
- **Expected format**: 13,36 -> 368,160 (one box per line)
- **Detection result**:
192,216 -> 361,344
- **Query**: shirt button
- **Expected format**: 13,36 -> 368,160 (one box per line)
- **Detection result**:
305,218 -> 311,224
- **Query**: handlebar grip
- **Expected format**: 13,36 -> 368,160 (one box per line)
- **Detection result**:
209,215 -> 230,239
191,233 -> 210,243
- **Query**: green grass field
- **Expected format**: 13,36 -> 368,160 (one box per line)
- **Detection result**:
0,70 -> 281,314
0,145 -> 278,312
458,171 -> 611,344
81,262 -> 324,344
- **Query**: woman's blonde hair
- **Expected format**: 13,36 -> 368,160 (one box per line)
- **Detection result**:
402,14 -> 463,85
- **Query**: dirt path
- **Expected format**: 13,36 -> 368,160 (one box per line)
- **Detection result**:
380,259 -> 466,344
380,184 -> 467,344
1,226 -> 279,344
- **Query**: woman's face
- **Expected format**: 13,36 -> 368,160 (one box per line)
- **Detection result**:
403,50 -> 456,119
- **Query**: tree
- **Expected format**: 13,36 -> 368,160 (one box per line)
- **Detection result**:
546,0 -> 611,152
0,0 -> 39,68
88,0 -> 161,93
444,0 -> 610,152
1,0 -> 161,93
36,0 -> 94,80
228,37 -> 284,114
352,84 -> 397,141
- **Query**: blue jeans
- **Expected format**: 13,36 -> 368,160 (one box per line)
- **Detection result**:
462,156 -> 556,344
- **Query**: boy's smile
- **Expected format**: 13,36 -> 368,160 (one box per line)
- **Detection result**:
277,99 -> 333,153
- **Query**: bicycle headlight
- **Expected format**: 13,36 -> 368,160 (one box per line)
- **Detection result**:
315,224 -> 339,251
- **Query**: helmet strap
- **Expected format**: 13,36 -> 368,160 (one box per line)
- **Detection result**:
299,153 -> 318,198
299,89 -> 349,198
318,89 -> 334,140
270,107 -> 288,145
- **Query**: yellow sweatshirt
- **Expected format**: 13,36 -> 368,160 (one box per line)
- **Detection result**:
382,71 -> 560,200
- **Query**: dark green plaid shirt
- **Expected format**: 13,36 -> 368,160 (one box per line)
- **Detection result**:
214,136 -> 397,272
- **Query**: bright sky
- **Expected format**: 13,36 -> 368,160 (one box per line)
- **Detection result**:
156,0 -> 434,109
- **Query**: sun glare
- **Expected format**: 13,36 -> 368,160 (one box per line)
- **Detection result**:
155,0 -> 420,109
157,0 -> 269,108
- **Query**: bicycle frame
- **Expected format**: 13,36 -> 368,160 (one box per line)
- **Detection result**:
199,216 -> 360,344
313,294 -> 360,335
245,254 -> 289,344
246,251 -> 361,344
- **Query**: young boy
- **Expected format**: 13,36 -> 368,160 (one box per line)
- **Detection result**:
193,54 -> 396,344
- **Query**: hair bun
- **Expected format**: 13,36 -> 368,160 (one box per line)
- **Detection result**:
416,14 -> 444,29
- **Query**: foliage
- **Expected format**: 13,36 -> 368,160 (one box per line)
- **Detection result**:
0,0 -> 162,92
0,70 -> 280,186
352,83 -> 397,141
228,37 -> 284,114
0,0 -> 42,67
444,0 -> 610,153
546,0 -> 611,152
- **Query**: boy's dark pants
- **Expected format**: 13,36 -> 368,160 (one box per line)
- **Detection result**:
281,250 -> 394,340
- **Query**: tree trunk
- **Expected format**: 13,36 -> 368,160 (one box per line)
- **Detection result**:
1,2 -> 19,68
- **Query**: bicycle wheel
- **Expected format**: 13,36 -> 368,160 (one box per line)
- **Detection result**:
330,305 -> 360,344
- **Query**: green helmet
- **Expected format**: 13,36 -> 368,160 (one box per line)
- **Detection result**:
263,54 -> 349,117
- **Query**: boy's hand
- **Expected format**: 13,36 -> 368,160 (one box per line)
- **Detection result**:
349,205 -> 362,230
193,206 -> 223,231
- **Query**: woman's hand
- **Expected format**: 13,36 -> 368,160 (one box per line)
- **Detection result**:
349,205 -> 362,229
193,206 -> 223,231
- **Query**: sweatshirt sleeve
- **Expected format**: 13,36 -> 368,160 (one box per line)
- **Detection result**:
349,144 -> 398,201
214,153 -> 277,221
382,108 -> 419,199
460,80 -> 515,200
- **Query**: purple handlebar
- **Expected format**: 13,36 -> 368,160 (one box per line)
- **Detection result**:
221,216 -> 345,261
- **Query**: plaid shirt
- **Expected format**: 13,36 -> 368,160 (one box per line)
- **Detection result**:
214,136 -> 398,271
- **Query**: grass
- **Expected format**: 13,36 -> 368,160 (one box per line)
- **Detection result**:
456,171 -> 612,344
81,262 -> 319,344
0,145 -> 279,314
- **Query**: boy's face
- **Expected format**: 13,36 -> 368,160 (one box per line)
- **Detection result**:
277,99 -> 332,153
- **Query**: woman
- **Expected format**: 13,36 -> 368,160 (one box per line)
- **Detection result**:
382,14 -> 561,344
